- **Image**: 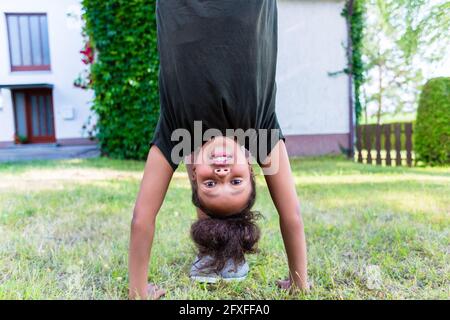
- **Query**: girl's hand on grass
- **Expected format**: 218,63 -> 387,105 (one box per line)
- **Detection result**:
276,278 -> 310,293
147,283 -> 166,300
276,278 -> 292,290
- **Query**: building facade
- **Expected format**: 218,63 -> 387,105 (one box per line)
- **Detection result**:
0,0 -> 352,156
0,0 -> 94,147
277,0 -> 352,156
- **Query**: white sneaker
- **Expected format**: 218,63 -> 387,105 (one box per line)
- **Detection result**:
189,255 -> 221,283
190,255 -> 249,283
220,258 -> 249,282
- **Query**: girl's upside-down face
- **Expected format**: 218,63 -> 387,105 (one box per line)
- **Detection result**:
191,135 -> 253,216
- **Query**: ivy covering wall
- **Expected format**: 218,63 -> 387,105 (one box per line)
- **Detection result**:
343,0 -> 366,125
82,0 -> 159,160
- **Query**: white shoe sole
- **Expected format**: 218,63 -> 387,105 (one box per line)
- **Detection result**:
190,275 -> 248,283
222,275 -> 247,282
190,275 -> 220,283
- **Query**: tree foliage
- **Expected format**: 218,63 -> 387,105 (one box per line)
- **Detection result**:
362,0 -> 450,124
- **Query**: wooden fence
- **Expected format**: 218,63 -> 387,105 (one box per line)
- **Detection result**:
355,122 -> 414,167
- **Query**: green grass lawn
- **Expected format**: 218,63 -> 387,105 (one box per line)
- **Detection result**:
0,156 -> 448,299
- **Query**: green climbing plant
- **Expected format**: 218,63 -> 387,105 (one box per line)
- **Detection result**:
81,0 -> 160,160
342,0 -> 366,125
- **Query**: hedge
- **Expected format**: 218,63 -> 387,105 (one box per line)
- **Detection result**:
414,77 -> 450,165
82,0 -> 159,160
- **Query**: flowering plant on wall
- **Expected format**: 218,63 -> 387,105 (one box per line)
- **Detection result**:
74,37 -> 94,90
77,37 -> 97,140
75,31 -> 97,140
80,40 -> 94,64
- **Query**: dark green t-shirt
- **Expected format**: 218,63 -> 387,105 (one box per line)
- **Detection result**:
151,0 -> 285,171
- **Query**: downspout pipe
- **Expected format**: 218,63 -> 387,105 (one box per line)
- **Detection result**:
346,0 -> 356,159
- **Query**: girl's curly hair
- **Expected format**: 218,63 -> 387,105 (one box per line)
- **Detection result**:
190,171 -> 261,272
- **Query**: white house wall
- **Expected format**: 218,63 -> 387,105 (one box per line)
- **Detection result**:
276,0 -> 350,137
0,0 -> 94,144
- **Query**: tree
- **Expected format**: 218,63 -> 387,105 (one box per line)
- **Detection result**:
362,0 -> 450,124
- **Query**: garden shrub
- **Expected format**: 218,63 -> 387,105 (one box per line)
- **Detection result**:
82,0 -> 159,160
414,77 -> 450,165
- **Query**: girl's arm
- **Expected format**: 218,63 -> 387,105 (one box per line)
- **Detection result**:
128,145 -> 174,299
262,140 -> 309,290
